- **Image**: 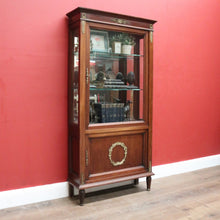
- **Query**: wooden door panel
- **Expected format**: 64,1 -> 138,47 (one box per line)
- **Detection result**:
89,133 -> 145,175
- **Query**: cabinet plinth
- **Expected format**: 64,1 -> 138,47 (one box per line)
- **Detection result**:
66,7 -> 156,205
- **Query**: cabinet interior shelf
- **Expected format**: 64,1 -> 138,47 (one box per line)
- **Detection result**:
90,87 -> 141,91
90,51 -> 143,60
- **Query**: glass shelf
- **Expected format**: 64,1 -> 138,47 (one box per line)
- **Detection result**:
90,51 -> 143,60
90,86 -> 141,91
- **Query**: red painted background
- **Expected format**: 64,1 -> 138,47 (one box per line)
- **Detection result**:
0,0 -> 219,191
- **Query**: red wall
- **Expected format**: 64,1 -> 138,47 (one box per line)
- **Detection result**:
0,0 -> 220,191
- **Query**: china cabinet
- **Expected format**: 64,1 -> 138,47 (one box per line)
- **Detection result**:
66,7 -> 156,205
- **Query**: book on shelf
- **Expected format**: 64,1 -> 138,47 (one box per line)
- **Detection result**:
94,103 -> 124,123
104,79 -> 125,85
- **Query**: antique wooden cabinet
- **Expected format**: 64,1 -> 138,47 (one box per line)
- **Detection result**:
66,7 -> 156,205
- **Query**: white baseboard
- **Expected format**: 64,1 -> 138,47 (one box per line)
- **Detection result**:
152,153 -> 220,179
1,154 -> 219,210
0,182 -> 69,210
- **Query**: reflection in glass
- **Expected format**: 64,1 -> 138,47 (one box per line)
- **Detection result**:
72,35 -> 79,124
89,29 -> 144,124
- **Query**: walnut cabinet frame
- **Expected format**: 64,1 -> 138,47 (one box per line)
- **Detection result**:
66,7 -> 156,205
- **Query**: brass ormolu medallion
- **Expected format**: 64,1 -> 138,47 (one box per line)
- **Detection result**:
108,142 -> 127,166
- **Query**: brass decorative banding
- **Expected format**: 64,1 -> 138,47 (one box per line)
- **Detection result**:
111,18 -> 127,25
108,142 -> 127,166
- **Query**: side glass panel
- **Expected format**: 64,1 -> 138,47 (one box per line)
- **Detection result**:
89,29 -> 144,124
72,32 -> 79,124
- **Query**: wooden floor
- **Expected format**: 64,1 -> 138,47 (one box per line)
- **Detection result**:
1,166 -> 220,220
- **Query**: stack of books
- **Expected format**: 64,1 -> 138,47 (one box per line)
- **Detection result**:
94,103 -> 124,123
104,79 -> 125,89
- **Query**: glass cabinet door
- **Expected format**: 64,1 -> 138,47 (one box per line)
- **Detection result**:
89,29 -> 145,124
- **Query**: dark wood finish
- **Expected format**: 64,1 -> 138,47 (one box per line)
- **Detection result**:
66,7 -> 156,205
146,176 -> 152,191
89,134 -> 143,174
134,178 -> 139,185
79,189 -> 85,206
79,172 -> 154,190
68,183 -> 74,198
66,7 -> 156,30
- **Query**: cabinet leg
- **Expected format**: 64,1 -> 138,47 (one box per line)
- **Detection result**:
146,176 -> 152,191
79,189 -> 85,206
69,184 -> 74,197
134,178 -> 139,185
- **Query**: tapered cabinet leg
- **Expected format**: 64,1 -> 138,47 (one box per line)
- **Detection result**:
69,184 -> 74,197
146,176 -> 152,191
79,189 -> 85,206
134,178 -> 139,185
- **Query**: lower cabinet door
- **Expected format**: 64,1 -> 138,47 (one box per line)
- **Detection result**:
86,132 -> 148,183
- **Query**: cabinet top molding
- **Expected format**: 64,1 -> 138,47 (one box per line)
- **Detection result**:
66,7 -> 157,31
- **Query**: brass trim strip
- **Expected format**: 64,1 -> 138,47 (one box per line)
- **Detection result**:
80,18 -> 154,31
85,150 -> 88,166
150,32 -> 153,43
81,173 -> 84,184
86,68 -> 89,84
149,161 -> 152,172
111,18 -> 127,25
81,20 -> 86,34
82,13 -> 86,19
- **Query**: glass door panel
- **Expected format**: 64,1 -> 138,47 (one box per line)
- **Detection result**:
89,29 -> 144,124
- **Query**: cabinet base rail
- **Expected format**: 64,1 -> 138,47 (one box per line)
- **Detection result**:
69,172 -> 154,205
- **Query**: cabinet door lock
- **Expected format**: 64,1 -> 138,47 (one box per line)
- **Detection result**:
86,68 -> 89,84
85,150 -> 88,166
